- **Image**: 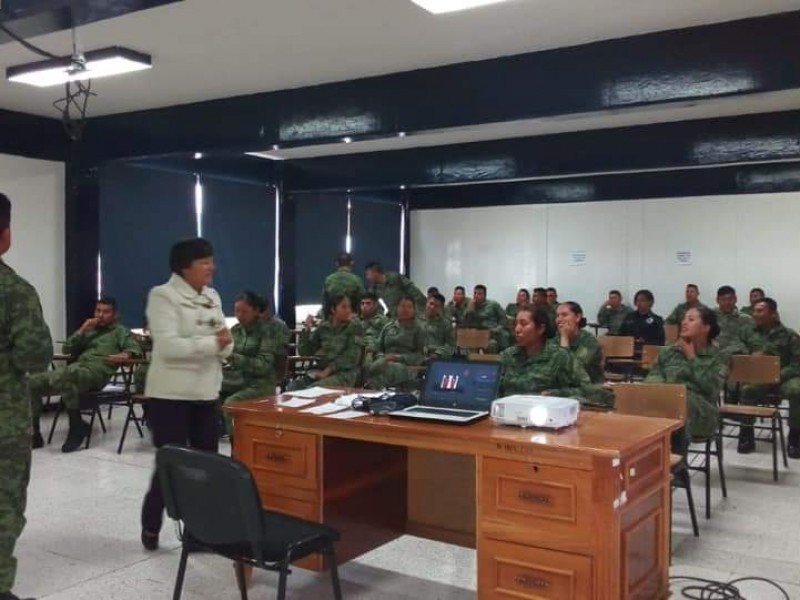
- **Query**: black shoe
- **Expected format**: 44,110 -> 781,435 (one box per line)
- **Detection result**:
61,420 -> 90,453
789,444 -> 800,459
788,430 -> 800,459
737,427 -> 755,454
0,592 -> 35,600
32,432 -> 44,449
141,529 -> 159,551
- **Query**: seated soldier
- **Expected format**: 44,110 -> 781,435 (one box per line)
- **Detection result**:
499,305 -> 590,399
445,285 -> 470,326
29,297 -> 141,452
366,295 -> 426,390
665,284 -> 706,325
221,292 -> 279,438
288,294 -> 363,390
619,289 -> 666,356
260,297 -> 291,365
364,261 -> 426,317
531,287 -> 554,330
356,292 -> 390,356
426,286 -> 440,298
505,288 -> 530,320
555,302 -> 603,383
596,289 -> 633,335
421,292 -> 455,360
740,287 -> 765,317
737,297 -> 800,458
463,284 -> 510,353
713,285 -> 752,356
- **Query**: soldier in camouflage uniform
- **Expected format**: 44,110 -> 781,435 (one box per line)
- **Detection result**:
29,297 -> 140,453
366,296 -> 426,389
555,302 -> 604,383
288,295 -> 364,390
0,193 -> 53,600
645,306 -> 728,444
532,287 -> 555,330
364,261 -> 426,317
596,290 -> 633,336
445,286 -> 470,327
462,285 -> 510,353
665,284 -> 707,325
713,285 -> 752,356
355,292 -> 390,355
500,305 -> 591,398
221,292 -> 280,436
740,287 -> 765,317
323,252 -> 365,312
505,289 -> 530,320
421,293 -> 455,360
736,298 -> 800,457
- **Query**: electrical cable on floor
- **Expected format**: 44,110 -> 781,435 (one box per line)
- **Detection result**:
670,576 -> 790,599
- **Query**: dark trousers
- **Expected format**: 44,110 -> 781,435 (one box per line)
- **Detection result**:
141,399 -> 219,534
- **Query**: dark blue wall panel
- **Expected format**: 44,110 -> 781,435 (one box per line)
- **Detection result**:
350,193 -> 402,276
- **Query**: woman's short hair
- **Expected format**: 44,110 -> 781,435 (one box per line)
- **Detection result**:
634,289 -> 654,304
324,293 -> 350,317
517,304 -> 555,339
690,306 -> 721,341
169,238 -> 214,274
235,290 -> 265,313
560,301 -> 587,328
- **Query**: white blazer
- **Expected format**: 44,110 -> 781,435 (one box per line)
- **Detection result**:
145,274 -> 233,401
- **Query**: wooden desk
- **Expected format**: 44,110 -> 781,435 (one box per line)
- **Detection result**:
228,392 -> 679,599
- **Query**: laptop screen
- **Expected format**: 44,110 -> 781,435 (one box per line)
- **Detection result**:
422,360 -> 502,410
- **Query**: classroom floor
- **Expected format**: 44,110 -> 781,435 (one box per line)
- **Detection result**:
13,411 -> 800,600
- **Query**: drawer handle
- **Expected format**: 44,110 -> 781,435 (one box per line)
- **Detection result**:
515,575 -> 550,589
265,452 -> 290,463
518,490 -> 551,504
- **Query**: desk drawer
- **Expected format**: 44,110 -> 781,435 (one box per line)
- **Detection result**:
479,538 -> 593,599
261,491 -> 320,522
622,441 -> 666,499
246,426 -> 319,490
481,457 -> 592,541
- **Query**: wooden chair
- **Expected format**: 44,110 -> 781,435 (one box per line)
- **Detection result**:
640,345 -> 663,371
720,354 -> 787,481
599,335 -> 636,381
613,383 -> 699,539
468,353 -> 501,362
456,328 -> 491,354
664,324 -> 679,343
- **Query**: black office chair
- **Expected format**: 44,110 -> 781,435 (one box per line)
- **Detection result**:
156,446 -> 343,600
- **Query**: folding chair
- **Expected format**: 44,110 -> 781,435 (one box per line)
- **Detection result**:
455,328 -> 491,355
664,324 -> 680,343
468,353 -> 502,362
599,335 -> 636,381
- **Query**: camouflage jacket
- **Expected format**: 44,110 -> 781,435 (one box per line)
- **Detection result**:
263,316 -> 291,354
421,315 -> 455,359
445,298 -> 470,326
224,321 -> 276,389
713,309 -> 752,356
558,329 -> 604,384
738,322 -> 800,380
463,299 -> 507,333
63,323 -> 140,378
376,319 -> 426,366
499,343 -> 590,398
323,266 -> 365,308
369,272 -> 426,317
596,304 -> 633,335
298,320 -> 364,375
356,313 -> 390,353
0,260 -> 53,433
665,302 -> 707,325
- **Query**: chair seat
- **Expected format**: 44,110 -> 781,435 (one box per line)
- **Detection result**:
100,384 -> 127,394
719,404 -> 777,418
196,510 -> 340,565
669,454 -> 683,469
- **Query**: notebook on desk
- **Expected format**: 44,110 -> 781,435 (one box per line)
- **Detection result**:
387,359 -> 502,425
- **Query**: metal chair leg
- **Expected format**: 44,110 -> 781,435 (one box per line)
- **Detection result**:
277,563 -> 289,600
173,545 -> 189,600
777,413 -> 788,468
772,416 -> 779,482
681,468 -> 699,537
326,546 -> 343,600
47,402 -> 62,444
117,404 -> 134,454
234,560 -> 249,600
704,441 -> 711,520
714,434 -> 727,499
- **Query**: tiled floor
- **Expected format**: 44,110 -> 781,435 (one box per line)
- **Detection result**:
13,412 -> 799,599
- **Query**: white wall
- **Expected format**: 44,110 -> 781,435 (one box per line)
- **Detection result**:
1,154 -> 65,340
410,192 -> 800,328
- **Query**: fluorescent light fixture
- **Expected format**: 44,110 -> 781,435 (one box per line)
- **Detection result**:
342,136 -> 353,143
409,0 -> 510,14
193,152 -> 203,160
7,46 -> 152,88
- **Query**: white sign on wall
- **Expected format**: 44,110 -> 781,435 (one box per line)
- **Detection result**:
569,250 -> 588,267
675,250 -> 692,266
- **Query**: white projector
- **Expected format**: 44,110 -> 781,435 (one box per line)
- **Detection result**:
490,395 -> 580,430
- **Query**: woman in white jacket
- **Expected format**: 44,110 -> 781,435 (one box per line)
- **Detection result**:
140,238 -> 233,551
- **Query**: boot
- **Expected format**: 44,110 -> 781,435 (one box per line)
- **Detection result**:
788,429 -> 800,460
31,416 -> 44,449
61,410 -> 90,453
737,425 -> 755,454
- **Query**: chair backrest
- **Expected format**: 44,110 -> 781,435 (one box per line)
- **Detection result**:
156,446 -> 266,560
468,353 -> 502,362
664,324 -> 679,343
613,383 -> 687,421
640,345 -> 663,370
728,354 -> 781,385
598,335 -> 635,359
456,328 -> 491,351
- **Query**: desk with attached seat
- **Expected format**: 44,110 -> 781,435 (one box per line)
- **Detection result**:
228,391 -> 679,599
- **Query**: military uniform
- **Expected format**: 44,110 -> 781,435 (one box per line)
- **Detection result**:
665,302 -> 707,325
445,298 -> 470,327
499,343 -> 590,398
645,344 -> 728,440
323,266 -> 365,310
0,260 -> 52,595
505,303 -> 523,320
369,272 -> 426,317
29,323 -> 140,422
289,321 -> 364,390
366,319 -> 426,389
421,315 -> 455,360
263,316 -> 291,352
741,306 -> 754,317
596,303 -> 633,335
356,313 -> 390,354
738,322 -> 800,430
463,299 -> 511,353
559,330 -> 604,384
221,321 -> 278,435
713,308 -> 752,356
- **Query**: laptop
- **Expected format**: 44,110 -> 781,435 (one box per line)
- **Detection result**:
387,359 -> 502,425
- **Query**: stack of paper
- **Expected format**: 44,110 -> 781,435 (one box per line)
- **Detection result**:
286,386 -> 339,399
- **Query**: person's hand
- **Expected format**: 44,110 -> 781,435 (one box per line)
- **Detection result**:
79,318 -> 99,335
303,315 -> 315,330
558,321 -> 577,346
315,367 -> 332,380
386,354 -> 400,363
216,328 -> 233,350
676,338 -> 696,359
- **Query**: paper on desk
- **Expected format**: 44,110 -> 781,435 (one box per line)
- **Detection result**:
301,402 -> 347,415
287,386 -> 339,399
325,410 -> 368,420
277,398 -> 317,408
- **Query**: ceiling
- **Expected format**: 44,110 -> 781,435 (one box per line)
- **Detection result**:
2,0 -> 800,118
